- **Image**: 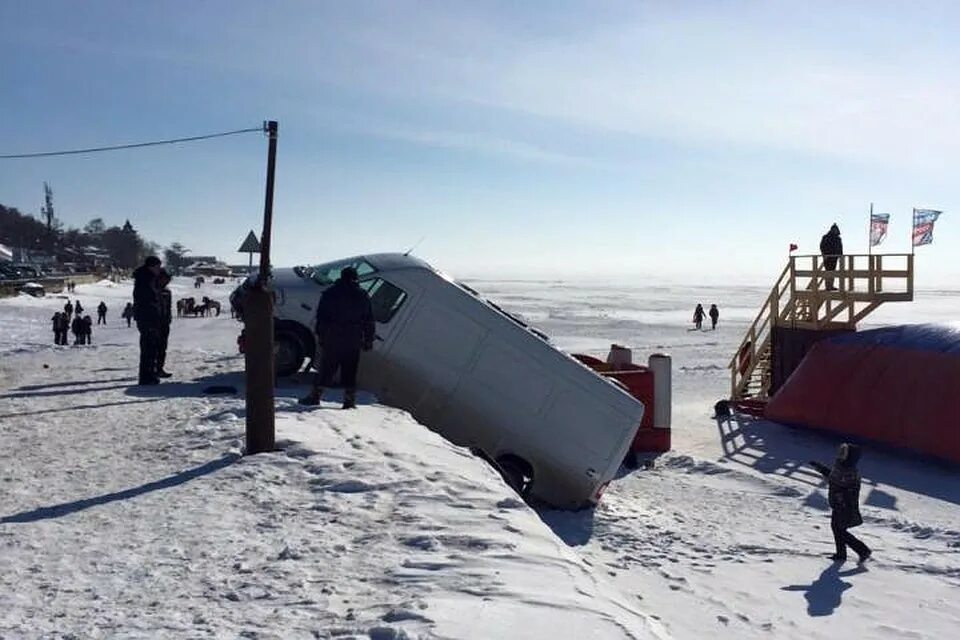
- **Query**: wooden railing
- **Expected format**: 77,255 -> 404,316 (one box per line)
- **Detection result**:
729,254 -> 914,400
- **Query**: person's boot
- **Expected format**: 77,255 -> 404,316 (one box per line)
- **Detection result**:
299,387 -> 322,406
156,369 -> 173,378
342,389 -> 357,410
857,549 -> 872,564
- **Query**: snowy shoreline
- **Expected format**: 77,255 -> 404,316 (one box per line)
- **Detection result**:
1,278 -> 958,639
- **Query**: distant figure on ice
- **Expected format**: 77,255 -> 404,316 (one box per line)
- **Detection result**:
74,300 -> 83,316
122,302 -> 134,327
133,256 -> 163,385
51,312 -> 69,345
156,270 -> 173,378
709,304 -> 719,330
97,301 -> 108,325
820,223 -> 843,291
693,304 -> 706,330
64,300 -> 73,317
809,444 -> 871,564
299,267 -> 375,409
82,315 -> 93,345
71,314 -> 85,345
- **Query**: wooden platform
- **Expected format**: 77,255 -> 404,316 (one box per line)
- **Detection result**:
729,254 -> 914,401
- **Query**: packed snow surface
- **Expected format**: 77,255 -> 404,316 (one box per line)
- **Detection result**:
1,277 -> 958,639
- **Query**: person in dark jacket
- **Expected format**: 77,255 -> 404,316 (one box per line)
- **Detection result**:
156,270 -> 173,378
71,314 -> 85,345
709,304 -> 719,330
74,300 -> 83,316
64,300 -> 73,317
693,303 -> 706,330
133,256 -> 163,384
81,315 -> 93,345
97,301 -> 108,325
51,312 -> 67,345
809,443 -> 871,563
819,224 -> 843,291
122,302 -> 134,327
299,267 -> 375,409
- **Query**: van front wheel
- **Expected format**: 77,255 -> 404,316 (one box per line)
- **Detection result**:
274,330 -> 305,377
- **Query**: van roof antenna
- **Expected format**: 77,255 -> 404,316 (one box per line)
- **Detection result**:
403,236 -> 425,256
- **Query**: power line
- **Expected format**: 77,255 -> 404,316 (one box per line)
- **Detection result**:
0,126 -> 264,159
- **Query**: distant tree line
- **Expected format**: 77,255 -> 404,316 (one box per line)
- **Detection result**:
0,202 -> 185,270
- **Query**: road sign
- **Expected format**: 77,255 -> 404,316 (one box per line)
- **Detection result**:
238,230 -> 261,253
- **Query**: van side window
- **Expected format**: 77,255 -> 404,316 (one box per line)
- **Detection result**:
360,278 -> 407,323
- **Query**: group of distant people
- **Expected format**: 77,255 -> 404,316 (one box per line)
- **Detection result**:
133,256 -> 174,385
692,303 -> 720,331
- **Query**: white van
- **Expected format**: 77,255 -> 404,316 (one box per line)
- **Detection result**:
235,253 -> 644,508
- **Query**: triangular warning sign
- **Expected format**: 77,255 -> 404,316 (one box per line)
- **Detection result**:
238,230 -> 261,253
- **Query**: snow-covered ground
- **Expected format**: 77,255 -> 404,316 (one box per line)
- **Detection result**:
1,276 -> 958,639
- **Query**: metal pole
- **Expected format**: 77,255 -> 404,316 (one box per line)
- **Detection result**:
244,120 -> 278,455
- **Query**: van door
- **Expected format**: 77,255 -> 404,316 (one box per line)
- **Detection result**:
355,276 -> 417,398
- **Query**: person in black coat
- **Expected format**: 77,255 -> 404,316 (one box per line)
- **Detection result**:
809,443 -> 871,563
51,312 -> 67,345
709,304 -> 719,330
156,270 -> 173,378
71,314 -> 85,345
133,256 -> 163,385
81,315 -> 93,345
122,302 -> 134,327
97,301 -> 108,325
299,267 -> 375,409
64,300 -> 73,317
819,224 -> 843,291
693,303 -> 706,330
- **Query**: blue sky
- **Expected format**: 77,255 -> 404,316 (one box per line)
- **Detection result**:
1,1 -> 957,284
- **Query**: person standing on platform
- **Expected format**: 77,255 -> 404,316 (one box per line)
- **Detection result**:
819,223 -> 843,291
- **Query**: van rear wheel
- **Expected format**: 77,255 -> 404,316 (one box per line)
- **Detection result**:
496,455 -> 533,496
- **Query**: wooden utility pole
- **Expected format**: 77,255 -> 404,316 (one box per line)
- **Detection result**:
245,120 -> 278,454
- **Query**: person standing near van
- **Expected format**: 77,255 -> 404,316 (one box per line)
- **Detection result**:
133,256 -> 163,385
820,223 -> 843,291
299,267 -> 375,409
709,304 -> 719,330
156,270 -> 173,378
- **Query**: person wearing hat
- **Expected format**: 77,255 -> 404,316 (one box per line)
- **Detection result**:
819,223 -> 843,291
299,266 -> 375,409
155,269 -> 174,378
132,256 -> 163,385
809,443 -> 872,563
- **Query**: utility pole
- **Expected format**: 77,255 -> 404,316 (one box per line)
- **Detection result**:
244,121 -> 278,454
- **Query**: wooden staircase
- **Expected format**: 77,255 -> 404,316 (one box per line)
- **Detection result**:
729,254 -> 914,401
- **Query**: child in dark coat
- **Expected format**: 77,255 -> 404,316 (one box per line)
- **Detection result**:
810,443 -> 872,563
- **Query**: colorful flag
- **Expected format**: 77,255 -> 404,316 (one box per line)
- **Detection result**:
912,209 -> 942,247
869,213 -> 890,247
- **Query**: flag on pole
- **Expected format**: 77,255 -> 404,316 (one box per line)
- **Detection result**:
912,209 -> 942,247
869,213 -> 890,247
789,243 -> 798,252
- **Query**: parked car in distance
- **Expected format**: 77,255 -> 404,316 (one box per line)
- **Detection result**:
231,253 -> 645,509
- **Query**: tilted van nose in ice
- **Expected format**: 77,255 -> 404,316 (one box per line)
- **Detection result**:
232,253 -> 645,508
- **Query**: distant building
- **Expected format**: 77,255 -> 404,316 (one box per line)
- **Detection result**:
183,259 -> 231,277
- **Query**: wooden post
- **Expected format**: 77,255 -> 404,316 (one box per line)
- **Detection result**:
245,120 -> 278,455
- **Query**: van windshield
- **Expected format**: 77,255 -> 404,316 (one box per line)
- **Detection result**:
295,259 -> 377,286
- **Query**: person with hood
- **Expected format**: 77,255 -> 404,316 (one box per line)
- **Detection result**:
64,300 -> 73,317
133,256 -> 163,385
97,301 -> 108,325
809,443 -> 872,563
709,304 -> 720,330
299,267 -> 375,409
74,300 -> 84,316
155,270 -> 173,378
819,223 -> 843,291
693,303 -> 706,330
